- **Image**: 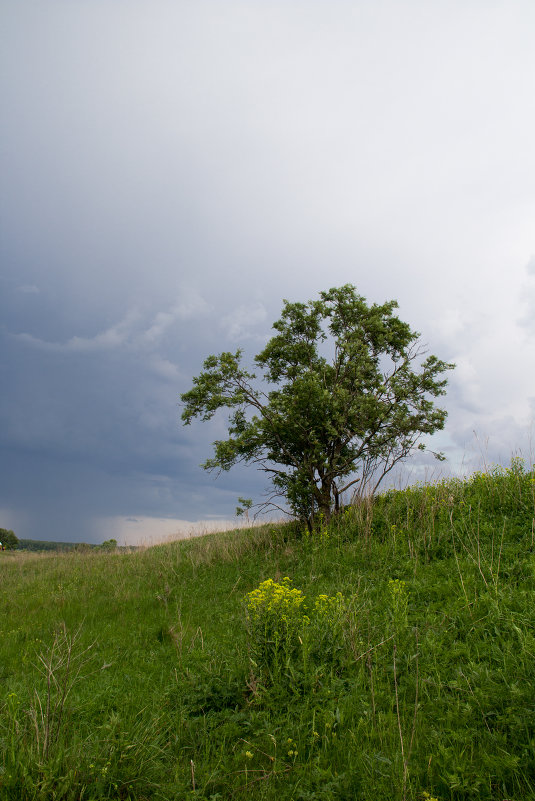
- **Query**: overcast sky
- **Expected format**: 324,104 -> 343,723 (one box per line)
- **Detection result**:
1,1 -> 534,544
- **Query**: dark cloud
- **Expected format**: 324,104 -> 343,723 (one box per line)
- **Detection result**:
1,1 -> 534,542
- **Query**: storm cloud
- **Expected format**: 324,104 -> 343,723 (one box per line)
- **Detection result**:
1,1 -> 534,543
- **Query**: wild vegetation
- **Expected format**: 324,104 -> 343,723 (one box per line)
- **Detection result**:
1,460 -> 534,800
0,529 -> 18,550
11,539 -> 125,553
181,285 -> 454,529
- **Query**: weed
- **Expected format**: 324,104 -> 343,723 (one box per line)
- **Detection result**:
30,623 -> 95,761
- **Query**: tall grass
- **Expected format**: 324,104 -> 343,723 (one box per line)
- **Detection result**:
1,461 -> 534,800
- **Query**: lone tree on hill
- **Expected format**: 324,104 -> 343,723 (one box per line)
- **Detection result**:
181,285 -> 454,530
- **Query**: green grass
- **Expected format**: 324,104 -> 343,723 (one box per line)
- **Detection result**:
1,459 -> 535,800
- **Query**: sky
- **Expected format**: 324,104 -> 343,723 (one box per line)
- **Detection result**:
1,1 -> 534,544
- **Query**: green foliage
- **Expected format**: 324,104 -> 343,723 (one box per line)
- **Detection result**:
0,528 -> 18,549
181,285 -> 454,528
388,578 -> 409,631
100,538 -> 118,550
244,578 -> 347,686
1,463 -> 535,800
236,497 -> 253,518
245,577 -> 307,678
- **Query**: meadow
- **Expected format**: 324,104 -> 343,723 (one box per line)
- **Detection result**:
1,460 -> 534,800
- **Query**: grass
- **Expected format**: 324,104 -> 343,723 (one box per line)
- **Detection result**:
1,459 -> 534,800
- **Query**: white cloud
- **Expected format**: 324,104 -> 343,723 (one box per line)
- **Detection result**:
11,308 -> 140,353
147,355 -> 180,381
221,303 -> 268,342
518,255 -> 535,332
9,292 -> 210,357
433,307 -> 466,343
141,290 -> 210,345
174,291 -> 212,321
142,309 -> 179,345
450,356 -> 482,413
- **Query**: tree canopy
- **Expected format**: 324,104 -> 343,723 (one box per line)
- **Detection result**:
0,528 -> 19,550
181,285 -> 454,529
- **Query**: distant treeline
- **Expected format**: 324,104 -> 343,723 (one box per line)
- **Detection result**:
17,539 -> 94,552
15,539 -> 134,552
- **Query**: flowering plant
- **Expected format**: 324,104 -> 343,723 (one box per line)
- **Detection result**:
245,578 -> 347,683
388,578 -> 409,631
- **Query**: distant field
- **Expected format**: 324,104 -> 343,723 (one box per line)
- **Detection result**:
1,462 -> 534,800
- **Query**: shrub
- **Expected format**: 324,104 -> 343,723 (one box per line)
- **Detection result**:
244,578 -> 347,686
0,528 -> 18,550
245,578 -> 306,676
100,538 -> 118,550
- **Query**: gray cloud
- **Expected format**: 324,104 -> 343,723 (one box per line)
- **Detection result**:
17,284 -> 40,294
1,1 -> 534,542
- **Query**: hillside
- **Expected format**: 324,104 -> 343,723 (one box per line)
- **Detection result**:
1,461 -> 534,800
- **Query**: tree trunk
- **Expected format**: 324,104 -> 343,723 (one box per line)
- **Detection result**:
318,481 -> 333,526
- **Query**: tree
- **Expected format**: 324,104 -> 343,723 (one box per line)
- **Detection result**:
181,285 -> 454,530
0,528 -> 19,550
100,538 -> 118,550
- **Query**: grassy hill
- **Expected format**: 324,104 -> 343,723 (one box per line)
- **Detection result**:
1,461 -> 534,800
